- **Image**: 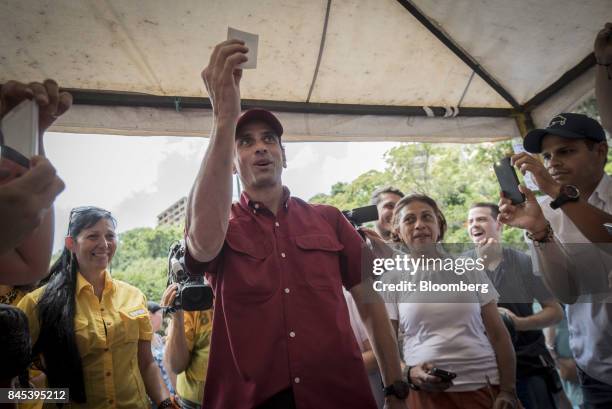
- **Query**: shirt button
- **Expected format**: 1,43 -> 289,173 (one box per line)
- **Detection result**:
100,308 -> 105,311
254,203 -> 260,209
275,222 -> 280,227
253,210 -> 257,214
281,252 -> 286,258
284,288 -> 290,294
289,331 -> 296,338
294,377 -> 300,384
106,372 -> 111,376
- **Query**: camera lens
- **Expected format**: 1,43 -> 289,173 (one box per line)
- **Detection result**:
181,285 -> 214,311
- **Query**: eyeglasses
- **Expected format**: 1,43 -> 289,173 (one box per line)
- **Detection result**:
67,206 -> 113,235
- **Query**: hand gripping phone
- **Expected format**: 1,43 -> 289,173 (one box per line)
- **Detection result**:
429,367 -> 457,382
494,157 -> 525,205
0,99 -> 38,182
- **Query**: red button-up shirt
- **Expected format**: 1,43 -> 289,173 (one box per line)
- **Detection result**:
186,187 -> 377,409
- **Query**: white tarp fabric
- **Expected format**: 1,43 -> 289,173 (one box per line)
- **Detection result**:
54,105 -> 520,143
1,0 -> 610,141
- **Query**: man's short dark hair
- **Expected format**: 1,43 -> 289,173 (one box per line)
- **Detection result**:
470,202 -> 500,220
370,186 -> 405,206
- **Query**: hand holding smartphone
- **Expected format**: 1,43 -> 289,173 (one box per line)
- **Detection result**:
494,157 -> 525,205
0,99 -> 39,159
429,367 -> 457,382
0,99 -> 39,182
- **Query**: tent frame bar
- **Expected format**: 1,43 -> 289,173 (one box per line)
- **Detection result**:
66,89 -> 514,117
395,0 -> 521,109
522,53 -> 596,112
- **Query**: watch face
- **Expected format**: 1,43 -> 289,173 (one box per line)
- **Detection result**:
562,185 -> 580,199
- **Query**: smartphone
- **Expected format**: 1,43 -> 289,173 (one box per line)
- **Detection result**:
494,157 -> 525,205
429,367 -> 457,382
0,99 -> 39,158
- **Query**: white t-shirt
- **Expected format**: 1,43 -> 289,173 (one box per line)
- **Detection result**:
531,174 -> 612,385
382,258 -> 500,392
343,290 -> 385,409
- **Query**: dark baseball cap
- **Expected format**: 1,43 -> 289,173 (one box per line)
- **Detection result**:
236,108 -> 284,139
523,113 -> 606,153
147,301 -> 161,314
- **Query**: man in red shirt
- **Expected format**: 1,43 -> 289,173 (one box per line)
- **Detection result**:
184,40 -> 408,409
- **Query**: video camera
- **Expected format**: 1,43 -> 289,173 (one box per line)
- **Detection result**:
167,241 -> 214,311
342,204 -> 379,228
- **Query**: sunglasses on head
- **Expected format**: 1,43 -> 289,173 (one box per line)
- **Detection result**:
67,206 -> 113,235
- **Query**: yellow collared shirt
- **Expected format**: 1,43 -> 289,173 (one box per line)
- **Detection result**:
18,271 -> 152,409
176,309 -> 213,404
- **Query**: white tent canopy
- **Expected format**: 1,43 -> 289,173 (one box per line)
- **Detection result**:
1,0 -> 610,142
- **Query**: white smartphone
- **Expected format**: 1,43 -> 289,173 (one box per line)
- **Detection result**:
1,99 -> 39,158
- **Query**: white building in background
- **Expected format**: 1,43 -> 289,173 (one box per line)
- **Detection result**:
157,197 -> 187,227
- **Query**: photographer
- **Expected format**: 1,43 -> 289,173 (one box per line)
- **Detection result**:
0,79 -> 69,284
498,110 -> 612,407
162,284 -> 213,409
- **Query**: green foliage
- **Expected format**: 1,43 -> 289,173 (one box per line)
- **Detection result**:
110,224 -> 183,302
310,170 -> 390,210
310,140 -> 528,246
112,224 -> 183,271
113,257 -> 168,303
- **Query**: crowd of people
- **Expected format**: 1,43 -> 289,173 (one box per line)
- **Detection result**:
1,22 -> 611,409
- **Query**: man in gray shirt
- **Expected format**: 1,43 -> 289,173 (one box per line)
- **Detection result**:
466,203 -> 563,409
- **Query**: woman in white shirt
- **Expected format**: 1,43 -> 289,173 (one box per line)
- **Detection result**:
384,193 -> 519,409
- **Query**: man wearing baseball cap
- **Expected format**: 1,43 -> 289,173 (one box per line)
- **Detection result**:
182,40 -> 406,409
497,36 -> 612,407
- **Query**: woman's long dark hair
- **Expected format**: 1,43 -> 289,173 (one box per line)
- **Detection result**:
35,207 -> 116,403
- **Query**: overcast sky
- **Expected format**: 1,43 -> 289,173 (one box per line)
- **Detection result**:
45,132 -> 400,252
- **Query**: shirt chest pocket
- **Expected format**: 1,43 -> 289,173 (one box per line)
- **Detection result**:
119,309 -> 146,343
224,231 -> 276,300
73,317 -> 105,355
294,234 -> 344,289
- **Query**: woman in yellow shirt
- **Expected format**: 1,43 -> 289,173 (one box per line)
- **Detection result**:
18,206 -> 177,409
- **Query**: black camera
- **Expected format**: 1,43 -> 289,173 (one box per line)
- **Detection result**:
167,241 -> 214,311
342,204 -> 379,227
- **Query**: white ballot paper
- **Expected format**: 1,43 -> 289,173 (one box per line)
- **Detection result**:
512,138 -> 540,192
227,27 -> 258,69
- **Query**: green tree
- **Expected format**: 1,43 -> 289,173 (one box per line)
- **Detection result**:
310,170 -> 391,211
112,257 -> 168,302
110,224 -> 183,302
113,224 -> 183,271
310,140 -> 527,247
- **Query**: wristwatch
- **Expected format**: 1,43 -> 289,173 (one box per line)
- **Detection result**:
550,184 -> 580,209
383,380 -> 410,399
